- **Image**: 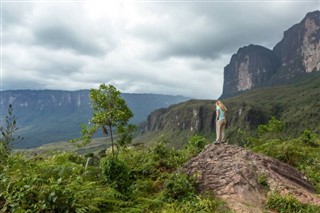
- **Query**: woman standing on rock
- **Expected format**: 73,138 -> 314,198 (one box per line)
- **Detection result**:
214,100 -> 227,144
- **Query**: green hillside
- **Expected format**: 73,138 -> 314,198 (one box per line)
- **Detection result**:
135,74 -> 320,147
225,73 -> 320,140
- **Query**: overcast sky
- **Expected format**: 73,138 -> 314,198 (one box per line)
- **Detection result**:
1,0 -> 319,99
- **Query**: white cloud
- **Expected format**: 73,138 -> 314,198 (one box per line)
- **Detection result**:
1,1 -> 319,99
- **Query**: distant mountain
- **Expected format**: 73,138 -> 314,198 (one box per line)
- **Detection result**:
221,10 -> 320,98
0,90 -> 190,148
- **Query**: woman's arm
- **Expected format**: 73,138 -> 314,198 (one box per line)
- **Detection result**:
216,109 -> 220,121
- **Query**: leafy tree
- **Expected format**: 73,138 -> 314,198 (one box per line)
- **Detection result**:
72,84 -> 135,157
0,104 -> 23,155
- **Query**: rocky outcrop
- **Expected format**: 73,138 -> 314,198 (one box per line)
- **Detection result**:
182,144 -> 320,213
221,10 -> 320,98
222,45 -> 280,98
141,100 -> 216,135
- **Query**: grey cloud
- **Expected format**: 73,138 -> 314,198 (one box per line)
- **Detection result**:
2,3 -> 32,27
2,78 -> 47,91
132,2 -> 318,61
34,24 -> 108,56
2,1 -> 319,99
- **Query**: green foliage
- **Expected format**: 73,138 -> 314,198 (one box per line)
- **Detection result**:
258,116 -> 284,138
151,136 -> 188,171
0,153 -> 131,213
300,130 -> 319,147
0,134 -> 230,213
237,128 -> 260,147
72,84 -> 135,158
0,104 -> 23,156
116,124 -> 137,148
161,172 -> 196,202
185,135 -> 208,157
70,124 -> 98,147
100,156 -> 132,194
248,117 -> 320,194
266,192 -> 320,213
252,137 -> 320,194
160,195 -> 230,213
257,174 -> 269,188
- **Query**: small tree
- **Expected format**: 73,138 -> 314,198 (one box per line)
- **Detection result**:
257,116 -> 284,140
73,84 -> 135,157
0,104 -> 23,155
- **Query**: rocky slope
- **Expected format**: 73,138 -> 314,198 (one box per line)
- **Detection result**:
182,144 -> 320,213
221,10 -> 320,98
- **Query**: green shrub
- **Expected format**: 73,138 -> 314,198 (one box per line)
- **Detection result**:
0,153 -> 132,213
185,135 -> 208,156
100,156 -> 132,194
161,172 -> 196,202
300,130 -> 319,147
118,147 -> 158,180
151,138 -> 187,171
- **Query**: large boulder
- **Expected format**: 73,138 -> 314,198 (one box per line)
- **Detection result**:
182,144 -> 320,213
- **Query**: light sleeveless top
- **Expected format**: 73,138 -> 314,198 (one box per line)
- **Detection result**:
216,106 -> 225,120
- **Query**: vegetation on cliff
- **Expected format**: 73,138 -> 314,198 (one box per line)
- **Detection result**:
137,74 -> 320,148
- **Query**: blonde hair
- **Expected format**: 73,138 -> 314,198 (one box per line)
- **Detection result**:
216,100 -> 227,111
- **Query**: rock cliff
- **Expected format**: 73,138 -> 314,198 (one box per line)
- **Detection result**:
138,100 -> 217,147
272,10 -> 320,83
143,100 -> 216,134
222,45 -> 280,98
182,144 -> 320,213
221,10 -> 320,98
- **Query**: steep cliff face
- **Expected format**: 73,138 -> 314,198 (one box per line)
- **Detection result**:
222,45 -> 280,98
0,90 -> 90,121
139,100 -> 217,147
221,10 -> 320,98
273,11 -> 320,75
142,100 -> 216,134
273,10 -> 320,82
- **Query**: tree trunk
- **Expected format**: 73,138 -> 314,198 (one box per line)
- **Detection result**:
109,126 -> 114,157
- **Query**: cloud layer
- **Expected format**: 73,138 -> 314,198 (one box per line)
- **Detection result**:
2,1 -> 319,99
